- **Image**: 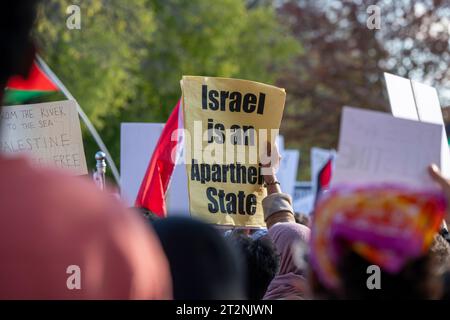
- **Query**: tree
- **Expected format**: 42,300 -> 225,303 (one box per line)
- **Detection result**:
35,0 -> 155,171
35,0 -> 154,127
277,0 -> 450,179
97,0 -> 300,173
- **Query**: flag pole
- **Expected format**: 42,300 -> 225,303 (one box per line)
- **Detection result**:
36,55 -> 121,185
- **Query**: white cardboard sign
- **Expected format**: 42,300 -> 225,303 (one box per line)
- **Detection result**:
0,100 -> 87,175
120,122 -> 189,215
384,72 -> 450,178
277,149 -> 300,199
411,81 -> 450,178
384,72 -> 419,120
332,107 -> 443,189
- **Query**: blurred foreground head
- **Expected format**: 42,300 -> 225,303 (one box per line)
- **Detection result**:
153,217 -> 246,299
0,0 -> 39,90
310,185 -> 447,299
0,0 -> 172,299
0,158 -> 172,299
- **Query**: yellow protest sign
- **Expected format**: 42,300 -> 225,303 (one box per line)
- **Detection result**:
181,76 -> 286,227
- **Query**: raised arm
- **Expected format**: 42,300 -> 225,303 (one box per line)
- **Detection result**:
261,142 -> 296,229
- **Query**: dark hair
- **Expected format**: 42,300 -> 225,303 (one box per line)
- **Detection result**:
228,234 -> 279,300
0,0 -> 39,86
153,217 -> 246,300
430,234 -> 450,273
310,237 -> 446,300
432,234 -> 450,300
294,212 -> 310,226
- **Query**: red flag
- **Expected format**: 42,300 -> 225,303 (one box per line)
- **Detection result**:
135,100 -> 182,217
316,157 -> 333,199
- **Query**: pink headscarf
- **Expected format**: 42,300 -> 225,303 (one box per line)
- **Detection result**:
310,184 -> 446,293
263,222 -> 310,300
0,156 -> 172,299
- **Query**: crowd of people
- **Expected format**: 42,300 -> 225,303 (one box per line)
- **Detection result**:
2,0 -> 450,300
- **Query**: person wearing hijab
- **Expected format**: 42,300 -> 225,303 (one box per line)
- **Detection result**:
0,0 -> 172,299
263,223 -> 310,300
309,184 -> 446,299
152,217 -> 246,300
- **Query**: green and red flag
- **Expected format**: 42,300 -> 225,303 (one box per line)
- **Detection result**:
3,60 -> 59,105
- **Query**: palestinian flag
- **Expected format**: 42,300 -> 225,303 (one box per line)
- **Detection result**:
3,59 -> 59,105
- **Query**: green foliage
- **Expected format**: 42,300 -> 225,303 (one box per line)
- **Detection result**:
34,0 -> 300,178
127,0 -> 300,121
36,0 -> 154,128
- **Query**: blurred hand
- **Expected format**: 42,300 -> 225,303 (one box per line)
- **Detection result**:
428,164 -> 450,220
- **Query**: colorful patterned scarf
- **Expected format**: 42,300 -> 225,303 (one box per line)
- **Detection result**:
310,184 -> 446,292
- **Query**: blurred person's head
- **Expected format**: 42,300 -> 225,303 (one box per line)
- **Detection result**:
0,161 -> 172,299
0,0 -> 173,300
263,222 -> 310,300
251,228 -> 268,240
224,228 -> 250,238
430,233 -> 450,274
152,217 -> 246,299
0,0 -> 39,95
227,233 -> 279,300
310,185 -> 446,299
294,212 -> 310,227
432,234 -> 450,300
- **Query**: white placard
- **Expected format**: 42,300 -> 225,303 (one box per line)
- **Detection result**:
411,81 -> 450,178
384,73 -> 419,120
120,122 -> 189,214
120,123 -> 163,205
293,193 -> 315,215
0,100 -> 87,175
411,81 -> 444,124
293,181 -> 314,215
332,106 -> 443,189
277,149 -> 300,198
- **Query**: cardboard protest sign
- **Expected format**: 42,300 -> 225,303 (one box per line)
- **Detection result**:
0,100 -> 87,175
292,181 -> 314,215
411,81 -> 444,124
181,76 -> 286,227
120,122 -> 190,215
121,123 -> 164,205
332,107 -> 443,189
384,72 -> 419,120
277,149 -> 300,199
384,72 -> 450,178
411,81 -> 450,178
